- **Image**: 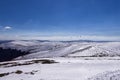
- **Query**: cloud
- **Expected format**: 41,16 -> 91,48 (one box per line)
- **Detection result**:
4,26 -> 12,30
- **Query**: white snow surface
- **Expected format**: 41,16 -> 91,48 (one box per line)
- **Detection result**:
1,41 -> 120,80
1,58 -> 120,80
1,41 -> 120,59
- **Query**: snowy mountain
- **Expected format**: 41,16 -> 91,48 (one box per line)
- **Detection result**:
1,40 -> 120,80
0,40 -> 120,60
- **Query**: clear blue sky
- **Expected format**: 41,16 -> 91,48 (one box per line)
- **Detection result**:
0,0 -> 120,40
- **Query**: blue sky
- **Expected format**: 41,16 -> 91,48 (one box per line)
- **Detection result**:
0,0 -> 120,40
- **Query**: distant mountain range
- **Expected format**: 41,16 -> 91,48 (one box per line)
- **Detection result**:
0,40 -> 120,62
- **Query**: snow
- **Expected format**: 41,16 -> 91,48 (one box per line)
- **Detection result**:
68,42 -> 120,57
18,41 -> 120,59
10,40 -> 40,46
1,58 -> 120,80
1,40 -> 120,59
88,70 -> 120,80
1,41 -> 120,80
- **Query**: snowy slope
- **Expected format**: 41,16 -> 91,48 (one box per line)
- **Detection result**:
68,42 -> 120,57
1,40 -> 120,80
0,40 -> 120,60
19,43 -> 91,59
88,70 -> 120,80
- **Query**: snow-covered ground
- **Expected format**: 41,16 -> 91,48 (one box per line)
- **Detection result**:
1,58 -> 120,80
1,40 -> 120,80
1,40 -> 120,59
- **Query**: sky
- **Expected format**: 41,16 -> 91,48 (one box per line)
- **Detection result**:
0,0 -> 120,40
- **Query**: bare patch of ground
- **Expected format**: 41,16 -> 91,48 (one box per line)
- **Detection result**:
0,59 -> 58,68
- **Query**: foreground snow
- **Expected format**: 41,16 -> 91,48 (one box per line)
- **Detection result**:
88,70 -> 120,80
1,58 -> 120,80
